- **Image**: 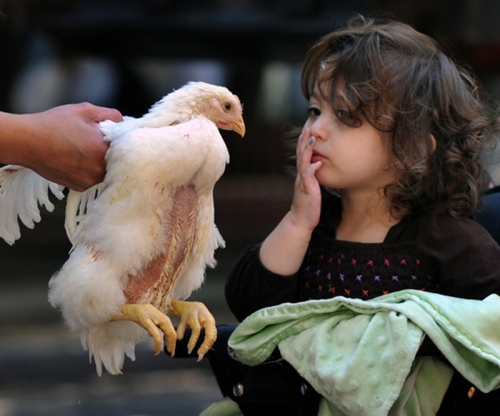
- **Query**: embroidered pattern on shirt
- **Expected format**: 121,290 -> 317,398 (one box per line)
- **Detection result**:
299,244 -> 440,301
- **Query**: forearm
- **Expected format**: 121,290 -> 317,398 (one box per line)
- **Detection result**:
0,111 -> 40,166
259,210 -> 314,275
259,130 -> 321,275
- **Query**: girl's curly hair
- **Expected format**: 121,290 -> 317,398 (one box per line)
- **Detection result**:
298,15 -> 499,218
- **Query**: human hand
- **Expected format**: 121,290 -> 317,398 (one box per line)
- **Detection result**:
289,129 -> 322,231
19,103 -> 123,191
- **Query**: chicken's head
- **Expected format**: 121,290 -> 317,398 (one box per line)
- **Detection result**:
203,94 -> 245,137
189,82 -> 246,137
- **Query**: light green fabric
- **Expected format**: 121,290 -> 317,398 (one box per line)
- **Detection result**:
201,397 -> 243,416
220,290 -> 500,416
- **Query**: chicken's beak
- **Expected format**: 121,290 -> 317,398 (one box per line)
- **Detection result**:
231,117 -> 246,137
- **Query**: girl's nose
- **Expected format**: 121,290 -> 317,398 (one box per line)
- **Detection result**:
309,118 -> 326,142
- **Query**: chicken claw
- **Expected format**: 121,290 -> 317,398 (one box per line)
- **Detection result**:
169,299 -> 217,361
113,303 -> 178,356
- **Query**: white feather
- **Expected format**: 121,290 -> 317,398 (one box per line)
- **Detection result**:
64,184 -> 103,245
0,165 -> 64,245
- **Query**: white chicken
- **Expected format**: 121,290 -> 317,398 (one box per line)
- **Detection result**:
0,81 -> 245,375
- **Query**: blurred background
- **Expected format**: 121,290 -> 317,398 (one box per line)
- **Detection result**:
1,1 -> 500,415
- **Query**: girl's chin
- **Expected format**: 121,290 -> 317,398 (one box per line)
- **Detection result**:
315,175 -> 335,188
315,172 -> 342,190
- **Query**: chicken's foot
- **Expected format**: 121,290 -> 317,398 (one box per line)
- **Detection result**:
112,303 -> 178,356
169,299 -> 217,361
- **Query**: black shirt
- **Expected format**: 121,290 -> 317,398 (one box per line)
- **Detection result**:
226,191 -> 500,322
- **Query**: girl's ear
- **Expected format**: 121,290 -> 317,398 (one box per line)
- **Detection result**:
429,134 -> 437,154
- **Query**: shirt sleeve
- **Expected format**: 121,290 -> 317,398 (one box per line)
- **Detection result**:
475,187 -> 500,245
225,244 -> 299,322
417,207 -> 500,300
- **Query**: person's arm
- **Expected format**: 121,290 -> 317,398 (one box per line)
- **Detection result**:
225,244 -> 300,321
0,103 -> 122,191
475,186 -> 500,245
259,129 -> 322,275
225,130 -> 322,321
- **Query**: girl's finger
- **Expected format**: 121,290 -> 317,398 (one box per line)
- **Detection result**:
297,137 -> 316,173
297,129 -> 313,155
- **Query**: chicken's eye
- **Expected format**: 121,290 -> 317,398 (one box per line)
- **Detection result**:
224,102 -> 232,111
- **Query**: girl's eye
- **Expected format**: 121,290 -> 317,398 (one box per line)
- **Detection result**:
307,107 -> 321,117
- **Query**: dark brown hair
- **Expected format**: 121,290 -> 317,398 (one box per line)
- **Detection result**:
299,15 -> 499,218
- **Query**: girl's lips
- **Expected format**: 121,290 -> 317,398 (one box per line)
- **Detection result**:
311,152 -> 325,164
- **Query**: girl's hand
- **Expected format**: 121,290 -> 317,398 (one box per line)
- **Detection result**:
290,129 -> 322,232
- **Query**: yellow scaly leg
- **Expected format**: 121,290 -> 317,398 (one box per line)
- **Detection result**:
111,303 -> 178,356
169,299 -> 217,361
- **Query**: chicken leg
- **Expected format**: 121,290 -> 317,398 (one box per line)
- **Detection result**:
169,299 -> 217,360
113,303 -> 178,355
112,300 -> 217,360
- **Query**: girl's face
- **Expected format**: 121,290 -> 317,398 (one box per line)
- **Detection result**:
303,85 -> 397,195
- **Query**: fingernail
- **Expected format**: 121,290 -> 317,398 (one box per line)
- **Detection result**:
308,137 -> 315,146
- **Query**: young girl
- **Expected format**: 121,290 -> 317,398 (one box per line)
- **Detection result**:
208,15 -> 500,416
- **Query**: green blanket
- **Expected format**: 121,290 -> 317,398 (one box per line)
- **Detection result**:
202,290 -> 500,416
